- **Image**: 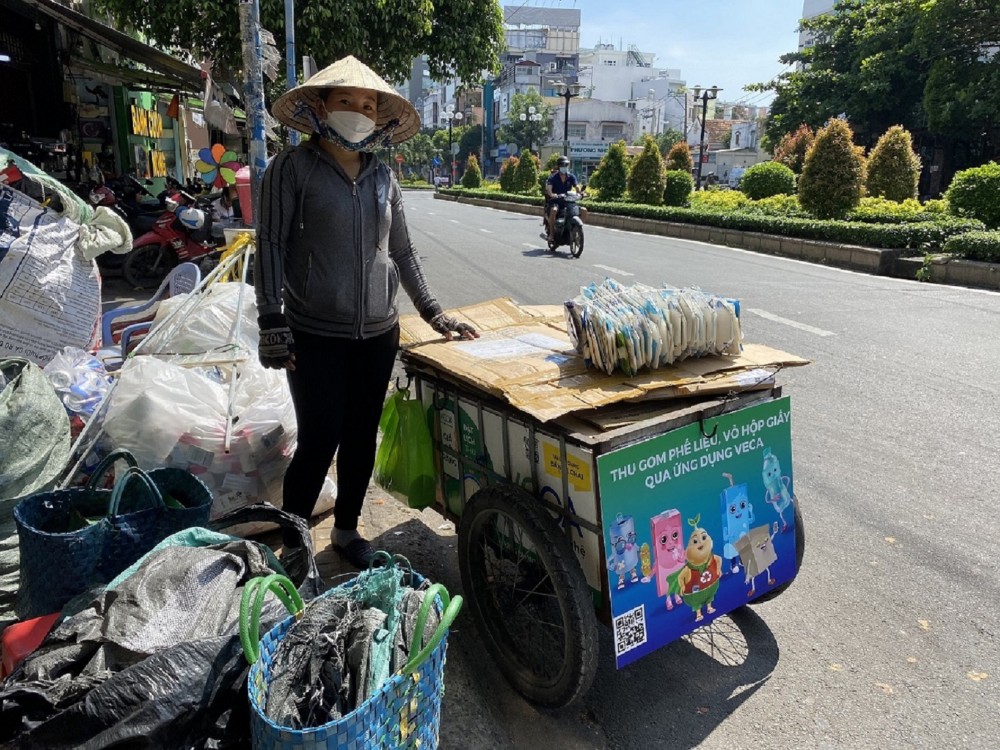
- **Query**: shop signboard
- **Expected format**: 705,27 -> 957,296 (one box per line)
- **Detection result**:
569,141 -> 610,159
596,397 -> 798,668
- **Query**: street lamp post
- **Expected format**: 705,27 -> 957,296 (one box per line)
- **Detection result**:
693,85 -> 721,190
554,80 -> 585,157
519,105 -> 542,155
441,104 -> 464,185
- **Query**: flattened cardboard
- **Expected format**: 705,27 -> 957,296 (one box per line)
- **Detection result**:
400,299 -> 810,423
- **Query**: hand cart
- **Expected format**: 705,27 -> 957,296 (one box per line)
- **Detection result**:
400,351 -> 805,709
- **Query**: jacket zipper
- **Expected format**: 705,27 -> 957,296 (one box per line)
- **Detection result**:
353,180 -> 364,339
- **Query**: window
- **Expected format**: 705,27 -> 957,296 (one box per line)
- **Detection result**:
603,59 -> 617,66
601,124 -> 624,139
567,124 -> 587,139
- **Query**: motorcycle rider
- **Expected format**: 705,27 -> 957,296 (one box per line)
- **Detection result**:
543,155 -> 578,243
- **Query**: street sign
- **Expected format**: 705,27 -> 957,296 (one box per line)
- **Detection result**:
451,142 -> 460,155
432,156 -> 442,167
395,154 -> 404,164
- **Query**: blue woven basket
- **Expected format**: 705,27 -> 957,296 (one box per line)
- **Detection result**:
245,569 -> 459,750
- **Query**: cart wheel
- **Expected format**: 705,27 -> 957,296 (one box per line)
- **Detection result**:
748,502 -> 805,605
457,484 -> 598,707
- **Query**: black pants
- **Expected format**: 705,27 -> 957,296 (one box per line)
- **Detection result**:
282,325 -> 399,535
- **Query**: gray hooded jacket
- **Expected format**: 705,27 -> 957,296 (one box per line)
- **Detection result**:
254,139 -> 441,338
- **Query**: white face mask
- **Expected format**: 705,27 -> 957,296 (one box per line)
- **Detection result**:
325,110 -> 376,143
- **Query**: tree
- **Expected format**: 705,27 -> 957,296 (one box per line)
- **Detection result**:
665,141 -> 693,173
772,125 -> 815,174
627,136 -> 666,205
461,153 -> 483,188
663,171 -> 693,207
458,124 -> 483,165
496,90 -> 552,156
593,141 -> 629,202
92,0 -> 505,85
739,162 -> 796,200
865,125 -> 921,202
656,129 -> 685,158
499,156 -> 518,192
798,118 -> 865,219
512,151 -> 540,194
946,162 -> 1000,228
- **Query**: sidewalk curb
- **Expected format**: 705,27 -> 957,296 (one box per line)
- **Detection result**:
434,192 -> 1000,292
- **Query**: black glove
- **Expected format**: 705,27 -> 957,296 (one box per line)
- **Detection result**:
429,312 -> 478,340
258,313 -> 295,369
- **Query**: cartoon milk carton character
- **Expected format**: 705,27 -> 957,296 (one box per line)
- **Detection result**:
720,472 -> 754,574
735,522 -> 780,598
650,509 -> 684,610
606,513 -> 640,590
762,448 -> 795,532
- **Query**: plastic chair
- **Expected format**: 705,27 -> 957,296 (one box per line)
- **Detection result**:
99,262 -> 202,370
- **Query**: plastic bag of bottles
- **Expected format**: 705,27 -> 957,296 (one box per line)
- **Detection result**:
42,346 -> 112,420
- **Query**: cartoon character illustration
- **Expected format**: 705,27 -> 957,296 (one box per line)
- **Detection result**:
720,472 -> 754,574
762,447 -> 796,532
639,543 -> 653,582
735,522 -> 779,598
676,515 -> 723,622
651,509 -> 685,610
606,513 -> 640,590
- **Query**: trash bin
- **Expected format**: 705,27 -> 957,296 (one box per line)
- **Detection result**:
235,166 -> 253,227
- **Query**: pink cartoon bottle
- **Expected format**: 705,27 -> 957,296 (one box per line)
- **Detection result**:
651,509 -> 685,610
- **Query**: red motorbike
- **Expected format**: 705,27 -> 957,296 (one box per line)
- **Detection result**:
123,191 -> 222,289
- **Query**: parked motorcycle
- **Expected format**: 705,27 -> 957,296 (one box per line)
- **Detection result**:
547,190 -> 585,258
123,190 -> 222,289
86,177 -> 162,274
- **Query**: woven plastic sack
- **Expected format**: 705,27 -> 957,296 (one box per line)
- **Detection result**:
13,449 -> 213,619
0,359 -> 70,624
373,390 -> 436,510
243,561 -> 463,750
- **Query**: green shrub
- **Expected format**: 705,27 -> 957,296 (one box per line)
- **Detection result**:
664,141 -> 694,173
942,230 -> 1000,262
923,198 -> 949,214
663,170 -> 693,207
744,194 -> 807,218
499,156 -> 519,193
689,190 -> 750,212
865,125 -> 920,202
772,124 -> 815,174
946,162 -> 1000,228
513,152 -> 540,194
593,141 -> 629,202
461,153 -> 482,189
627,136 -> 666,205
798,118 -> 865,219
739,162 -> 796,200
846,197 -> 943,224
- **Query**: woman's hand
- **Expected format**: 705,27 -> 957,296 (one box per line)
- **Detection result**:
430,312 -> 479,341
258,313 -> 297,370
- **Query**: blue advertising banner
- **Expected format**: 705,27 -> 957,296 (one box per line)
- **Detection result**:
597,396 -> 798,668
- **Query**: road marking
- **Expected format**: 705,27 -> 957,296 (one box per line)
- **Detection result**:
479,228 -> 493,233
593,263 -> 634,277
522,242 -> 536,248
427,212 -> 436,215
748,308 -> 835,337
449,219 -> 460,224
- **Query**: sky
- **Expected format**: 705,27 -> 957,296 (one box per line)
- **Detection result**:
523,0 -> 807,106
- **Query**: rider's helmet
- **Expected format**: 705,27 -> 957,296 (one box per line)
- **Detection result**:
557,155 -> 570,167
175,205 -> 206,230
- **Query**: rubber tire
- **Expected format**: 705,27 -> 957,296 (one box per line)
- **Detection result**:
123,243 -> 177,289
747,502 -> 805,605
457,484 -> 598,707
569,225 -> 584,258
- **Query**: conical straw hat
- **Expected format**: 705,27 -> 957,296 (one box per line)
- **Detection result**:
271,55 -> 420,144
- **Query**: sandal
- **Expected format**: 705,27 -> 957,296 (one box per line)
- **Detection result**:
332,537 -> 378,570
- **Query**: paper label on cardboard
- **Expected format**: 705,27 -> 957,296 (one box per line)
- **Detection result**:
542,442 -> 593,493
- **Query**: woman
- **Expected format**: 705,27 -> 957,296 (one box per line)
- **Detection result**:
255,56 -> 477,569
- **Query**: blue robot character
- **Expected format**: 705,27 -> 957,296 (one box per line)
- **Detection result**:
762,447 -> 796,532
607,513 -> 640,590
720,472 -> 754,574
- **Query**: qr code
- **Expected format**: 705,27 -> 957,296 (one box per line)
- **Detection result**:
613,605 -> 647,655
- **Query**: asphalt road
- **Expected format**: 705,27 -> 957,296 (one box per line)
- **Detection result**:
101,191 -> 1000,749
394,191 -> 1000,750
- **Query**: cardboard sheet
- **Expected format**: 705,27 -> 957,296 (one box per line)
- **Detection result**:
400,298 -> 810,423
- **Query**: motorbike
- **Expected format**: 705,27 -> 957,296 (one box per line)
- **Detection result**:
123,190 -> 224,289
87,177 -> 163,275
547,190 -> 585,258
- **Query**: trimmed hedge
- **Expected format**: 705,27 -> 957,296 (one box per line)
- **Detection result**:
440,187 -> 985,249
942,230 -> 1000,262
946,162 -> 1000,228
739,162 -> 796,200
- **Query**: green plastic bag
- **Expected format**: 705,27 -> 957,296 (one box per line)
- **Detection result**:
373,389 -> 436,509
